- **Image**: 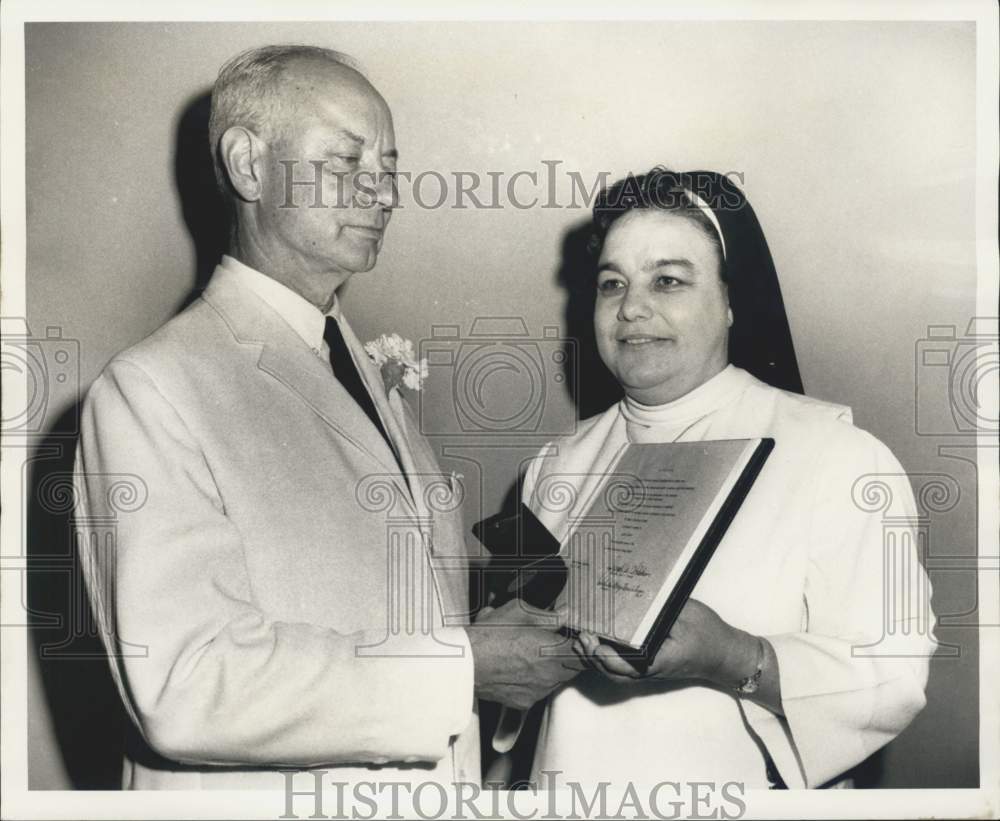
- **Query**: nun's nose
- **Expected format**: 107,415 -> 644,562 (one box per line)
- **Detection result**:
618,286 -> 652,322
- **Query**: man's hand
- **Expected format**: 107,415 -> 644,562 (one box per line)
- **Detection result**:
465,599 -> 585,712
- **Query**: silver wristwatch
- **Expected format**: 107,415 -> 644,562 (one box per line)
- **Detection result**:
735,637 -> 765,695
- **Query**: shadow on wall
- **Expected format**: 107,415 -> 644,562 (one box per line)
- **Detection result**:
27,90 -> 230,789
28,403 -> 125,789
556,218 -> 623,420
173,89 -> 229,309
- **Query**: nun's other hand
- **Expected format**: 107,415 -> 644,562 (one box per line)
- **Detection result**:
575,599 -> 753,686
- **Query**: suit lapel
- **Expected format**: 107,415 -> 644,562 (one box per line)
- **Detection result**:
202,265 -> 467,618
338,316 -> 470,623
337,315 -> 417,500
201,267 -> 413,509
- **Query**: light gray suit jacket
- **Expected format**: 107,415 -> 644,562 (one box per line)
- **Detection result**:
74,265 -> 479,789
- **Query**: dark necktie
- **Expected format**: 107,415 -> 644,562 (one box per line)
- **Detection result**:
323,316 -> 396,455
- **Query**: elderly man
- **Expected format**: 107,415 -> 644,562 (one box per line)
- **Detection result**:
74,44 -> 579,790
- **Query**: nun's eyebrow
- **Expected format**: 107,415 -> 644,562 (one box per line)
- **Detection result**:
645,258 -> 695,272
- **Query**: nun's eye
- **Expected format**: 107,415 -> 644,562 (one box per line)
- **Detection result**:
654,275 -> 682,288
597,277 -> 625,294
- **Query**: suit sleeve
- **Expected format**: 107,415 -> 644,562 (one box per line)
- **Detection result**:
74,359 -> 474,768
741,426 -> 937,787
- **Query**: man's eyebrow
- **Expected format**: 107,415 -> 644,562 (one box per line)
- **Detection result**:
326,130 -> 397,160
332,129 -> 364,145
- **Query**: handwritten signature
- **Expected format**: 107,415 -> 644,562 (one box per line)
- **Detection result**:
596,578 -> 645,598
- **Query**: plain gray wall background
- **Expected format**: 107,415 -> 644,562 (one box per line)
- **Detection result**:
24,21 -> 981,789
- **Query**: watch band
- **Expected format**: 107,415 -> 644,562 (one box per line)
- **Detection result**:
735,636 -> 765,695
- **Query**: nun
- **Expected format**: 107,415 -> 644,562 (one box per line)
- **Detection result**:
519,169 -> 936,789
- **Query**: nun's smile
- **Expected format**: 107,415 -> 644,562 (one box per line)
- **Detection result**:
594,209 -> 733,406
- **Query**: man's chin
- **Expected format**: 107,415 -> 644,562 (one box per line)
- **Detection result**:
351,254 -> 379,275
336,250 -> 380,278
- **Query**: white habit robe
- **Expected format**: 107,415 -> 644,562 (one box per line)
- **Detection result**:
524,366 -> 935,789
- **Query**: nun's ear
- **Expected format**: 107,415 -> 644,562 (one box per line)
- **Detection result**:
726,305 -> 734,328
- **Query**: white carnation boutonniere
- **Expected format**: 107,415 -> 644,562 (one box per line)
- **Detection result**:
364,333 -> 429,393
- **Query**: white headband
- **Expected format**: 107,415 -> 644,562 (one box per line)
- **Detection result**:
682,188 -> 727,261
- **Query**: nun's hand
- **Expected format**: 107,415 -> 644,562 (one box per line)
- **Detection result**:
573,599 -> 757,686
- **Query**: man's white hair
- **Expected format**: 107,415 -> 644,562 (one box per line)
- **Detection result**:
207,44 -> 362,195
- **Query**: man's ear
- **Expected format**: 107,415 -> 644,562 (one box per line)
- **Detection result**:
218,126 -> 265,202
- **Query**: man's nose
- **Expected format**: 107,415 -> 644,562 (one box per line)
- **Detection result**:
354,168 -> 396,209
618,286 -> 652,321
373,170 -> 397,209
